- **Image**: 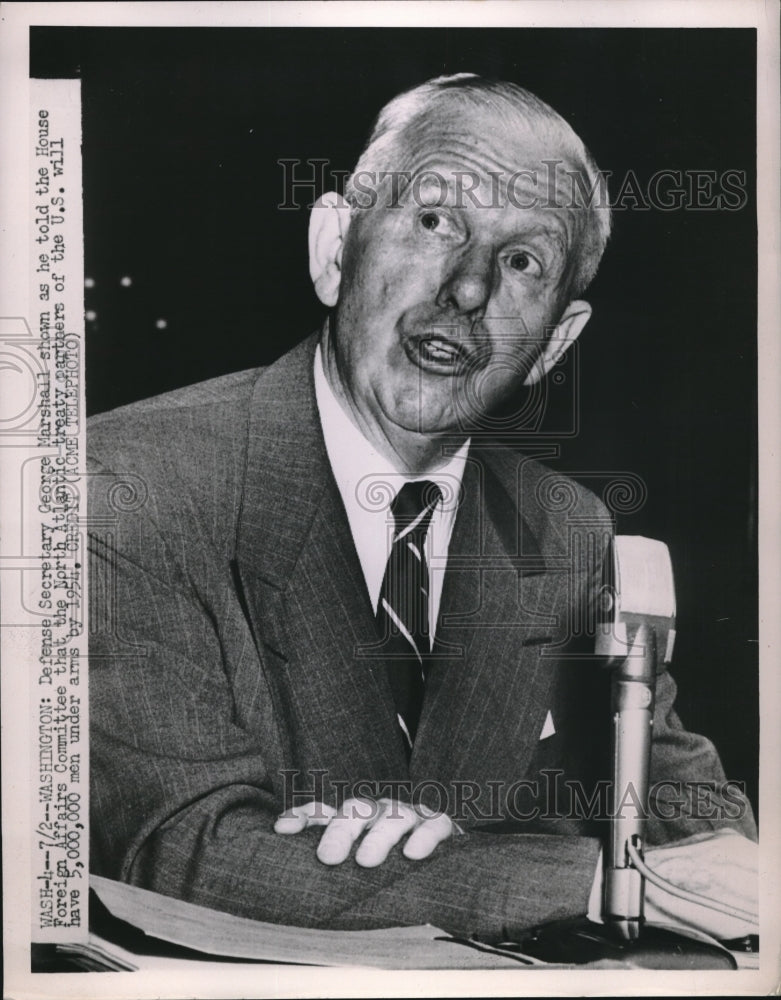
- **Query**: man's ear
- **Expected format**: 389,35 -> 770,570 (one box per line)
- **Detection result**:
523,300 -> 592,386
308,191 -> 351,307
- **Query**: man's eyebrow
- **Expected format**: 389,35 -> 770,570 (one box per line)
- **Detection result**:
505,223 -> 568,258
411,174 -> 458,198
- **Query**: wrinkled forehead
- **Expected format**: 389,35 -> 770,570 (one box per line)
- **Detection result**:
403,102 -> 581,181
371,102 -> 590,214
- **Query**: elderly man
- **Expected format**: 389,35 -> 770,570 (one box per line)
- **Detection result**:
88,74 -> 756,942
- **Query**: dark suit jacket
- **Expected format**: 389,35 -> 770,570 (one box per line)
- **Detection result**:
87,334 -> 754,938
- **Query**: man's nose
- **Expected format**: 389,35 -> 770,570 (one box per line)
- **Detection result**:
436,248 -> 495,315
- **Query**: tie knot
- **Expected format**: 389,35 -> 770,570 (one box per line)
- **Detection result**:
390,480 -> 442,531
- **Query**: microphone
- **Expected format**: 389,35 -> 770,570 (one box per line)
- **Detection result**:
595,536 -> 676,938
518,536 -> 736,968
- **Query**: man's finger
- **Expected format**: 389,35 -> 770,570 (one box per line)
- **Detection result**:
274,801 -> 336,834
316,797 -> 379,865
354,802 -> 418,868
402,812 -> 453,860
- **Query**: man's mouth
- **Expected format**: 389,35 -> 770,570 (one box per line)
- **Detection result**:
404,333 -> 474,375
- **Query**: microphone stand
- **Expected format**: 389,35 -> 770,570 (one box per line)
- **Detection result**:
604,619 -> 656,940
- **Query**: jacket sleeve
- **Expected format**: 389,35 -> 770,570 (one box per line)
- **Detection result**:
646,666 -> 757,845
88,459 -> 601,939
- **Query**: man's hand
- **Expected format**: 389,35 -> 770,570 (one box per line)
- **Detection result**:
274,798 -> 456,867
644,829 -> 758,941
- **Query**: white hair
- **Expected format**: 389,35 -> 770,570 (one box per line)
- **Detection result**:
344,73 -> 611,296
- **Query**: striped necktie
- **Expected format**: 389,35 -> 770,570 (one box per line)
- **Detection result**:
377,480 -> 442,748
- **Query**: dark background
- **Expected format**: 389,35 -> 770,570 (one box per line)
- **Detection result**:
31,26 -> 758,816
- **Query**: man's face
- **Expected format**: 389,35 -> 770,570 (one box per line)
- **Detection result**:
330,105 -> 589,438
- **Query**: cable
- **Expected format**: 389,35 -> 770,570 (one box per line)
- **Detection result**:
626,841 -> 758,926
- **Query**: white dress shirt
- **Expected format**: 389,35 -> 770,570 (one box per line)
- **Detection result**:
314,343 -> 469,645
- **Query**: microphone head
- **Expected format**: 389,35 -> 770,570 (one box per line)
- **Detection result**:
596,536 -> 677,664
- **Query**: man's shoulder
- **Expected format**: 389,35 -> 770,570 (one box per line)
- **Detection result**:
87,334 -> 318,468
479,440 -> 612,528
88,368 -> 262,469
86,369 -> 269,541
89,367 -> 259,431
86,336 -> 319,540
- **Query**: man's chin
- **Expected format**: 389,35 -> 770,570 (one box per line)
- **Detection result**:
390,406 -> 470,439
376,373 -> 478,439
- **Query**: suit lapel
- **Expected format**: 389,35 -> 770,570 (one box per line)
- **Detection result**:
234,336 -> 408,798
412,446 -> 572,801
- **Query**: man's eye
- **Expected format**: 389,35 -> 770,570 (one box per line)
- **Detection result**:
507,251 -> 541,274
418,210 -> 456,236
